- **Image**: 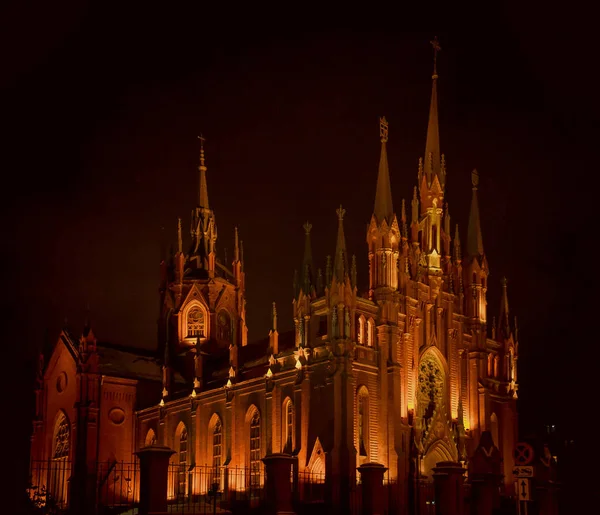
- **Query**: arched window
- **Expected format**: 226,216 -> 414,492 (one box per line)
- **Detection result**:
490,413 -> 499,449
213,419 -> 222,479
417,352 -> 445,420
216,310 -> 231,341
145,428 -> 157,447
494,356 -> 500,378
367,319 -> 375,347
177,425 -> 188,498
50,412 -> 70,507
283,399 -> 294,453
357,387 -> 369,457
187,307 -> 205,338
432,225 -> 438,251
249,411 -> 261,487
53,413 -> 70,460
358,316 -> 366,345
508,350 -> 515,382
487,354 -> 493,377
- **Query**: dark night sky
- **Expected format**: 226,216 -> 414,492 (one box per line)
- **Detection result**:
2,2 -> 596,503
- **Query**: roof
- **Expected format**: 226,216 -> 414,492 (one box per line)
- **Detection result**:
96,342 -> 185,384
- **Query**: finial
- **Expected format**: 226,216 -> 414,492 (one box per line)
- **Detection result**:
471,168 -> 479,189
234,226 -> 240,262
197,134 -> 206,170
401,198 -> 407,223
303,221 -> 312,235
501,276 -> 508,287
430,36 -> 441,79
336,205 -> 346,221
379,116 -> 389,143
272,302 -> 278,331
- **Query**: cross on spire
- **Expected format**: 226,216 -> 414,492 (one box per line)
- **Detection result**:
379,116 -> 389,143
197,134 -> 206,169
430,36 -> 441,79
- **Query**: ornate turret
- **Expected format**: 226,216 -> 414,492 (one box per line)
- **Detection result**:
189,135 -> 217,276
334,206 -> 349,283
368,117 -> 400,296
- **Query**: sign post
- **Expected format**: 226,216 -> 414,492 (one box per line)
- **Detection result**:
513,442 -> 535,515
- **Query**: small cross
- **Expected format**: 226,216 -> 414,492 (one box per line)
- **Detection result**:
336,205 -> 346,221
303,221 -> 312,235
379,116 -> 389,143
198,134 -> 206,166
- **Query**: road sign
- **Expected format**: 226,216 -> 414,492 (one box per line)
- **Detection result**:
514,442 -> 534,465
516,478 -> 530,501
512,465 -> 534,478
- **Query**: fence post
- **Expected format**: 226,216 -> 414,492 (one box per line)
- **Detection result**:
262,453 -> 295,514
136,445 -> 175,515
432,461 -> 465,515
357,462 -> 388,515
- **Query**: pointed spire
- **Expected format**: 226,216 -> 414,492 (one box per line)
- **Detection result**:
302,222 -> 313,293
411,186 -> 419,224
240,240 -> 244,271
177,217 -> 183,254
498,277 -> 511,339
271,302 -> 278,332
401,199 -> 408,239
453,224 -> 462,262
374,116 -> 394,224
197,134 -> 209,209
234,226 -> 240,262
424,37 -> 442,183
316,268 -> 324,296
351,255 -> 357,289
467,169 -> 484,257
444,203 -> 451,236
334,206 -> 349,282
325,255 -> 332,286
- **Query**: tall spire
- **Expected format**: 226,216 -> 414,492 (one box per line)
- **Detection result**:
373,116 -> 394,224
401,198 -> 408,239
467,169 -> 484,257
334,205 -> 349,282
424,37 -> 442,184
302,222 -> 313,294
234,226 -> 240,262
198,134 -> 209,209
498,277 -> 511,340
177,217 -> 183,254
453,224 -> 462,262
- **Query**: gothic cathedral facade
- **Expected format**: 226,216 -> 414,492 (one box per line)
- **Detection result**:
30,51 -> 519,513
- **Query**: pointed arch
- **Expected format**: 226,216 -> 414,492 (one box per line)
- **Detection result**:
208,413 -> 223,487
52,410 -> 70,460
144,428 -> 157,447
367,318 -> 375,347
179,299 -> 209,343
50,411 -> 70,507
490,413 -> 499,450
216,309 -> 232,341
282,397 -> 295,453
357,315 -> 366,345
357,385 -> 370,458
423,440 -> 456,478
417,347 -> 449,420
174,421 -> 188,498
246,405 -> 261,487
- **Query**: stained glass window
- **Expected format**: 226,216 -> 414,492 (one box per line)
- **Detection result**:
249,412 -> 261,487
187,307 -> 205,338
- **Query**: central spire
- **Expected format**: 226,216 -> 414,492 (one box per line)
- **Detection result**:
334,205 -> 349,283
373,116 -> 394,224
198,134 -> 209,209
423,37 -> 442,185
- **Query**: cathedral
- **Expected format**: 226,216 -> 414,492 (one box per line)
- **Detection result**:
29,42 -> 519,514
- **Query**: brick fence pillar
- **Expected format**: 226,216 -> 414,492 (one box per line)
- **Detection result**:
136,445 -> 174,515
470,473 -> 502,515
358,462 -> 388,515
432,461 -> 465,515
262,453 -> 295,515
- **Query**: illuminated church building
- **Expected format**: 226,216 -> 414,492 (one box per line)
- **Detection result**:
30,49 -> 520,511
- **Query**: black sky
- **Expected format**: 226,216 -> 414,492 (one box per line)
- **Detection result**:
2,2 -> 596,503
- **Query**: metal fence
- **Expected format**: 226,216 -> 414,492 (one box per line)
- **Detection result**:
165,464 -> 266,514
